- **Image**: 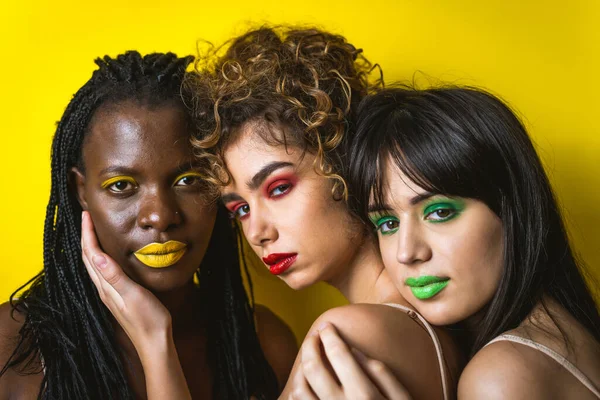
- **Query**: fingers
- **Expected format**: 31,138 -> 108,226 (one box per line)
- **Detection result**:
351,349 -> 412,400
300,331 -> 340,399
317,323 -> 381,398
288,365 -> 318,400
81,211 -> 129,309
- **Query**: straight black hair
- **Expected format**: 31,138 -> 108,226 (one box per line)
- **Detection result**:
0,51 -> 278,399
348,86 -> 600,355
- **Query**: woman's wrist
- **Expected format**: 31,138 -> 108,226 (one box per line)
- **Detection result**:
135,328 -> 192,400
135,327 -> 176,364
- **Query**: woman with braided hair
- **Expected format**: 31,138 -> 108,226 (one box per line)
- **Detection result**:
0,50 -> 296,399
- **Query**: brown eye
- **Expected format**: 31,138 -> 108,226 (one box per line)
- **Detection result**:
270,183 -> 291,197
180,176 -> 196,185
233,204 -> 250,220
109,181 -> 134,192
174,173 -> 203,187
384,220 -> 399,230
434,209 -> 452,218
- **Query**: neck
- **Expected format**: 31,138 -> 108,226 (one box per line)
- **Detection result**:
154,280 -> 202,332
327,234 -> 407,306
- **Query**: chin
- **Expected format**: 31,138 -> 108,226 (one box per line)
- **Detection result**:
279,270 -> 319,291
123,262 -> 197,293
141,274 -> 195,293
421,312 -> 457,327
414,302 -> 464,327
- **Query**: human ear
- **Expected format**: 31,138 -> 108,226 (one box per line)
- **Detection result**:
69,167 -> 89,210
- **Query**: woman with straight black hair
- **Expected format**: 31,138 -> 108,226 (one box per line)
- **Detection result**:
299,86 -> 600,398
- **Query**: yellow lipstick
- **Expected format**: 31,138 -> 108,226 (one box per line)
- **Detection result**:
133,241 -> 187,268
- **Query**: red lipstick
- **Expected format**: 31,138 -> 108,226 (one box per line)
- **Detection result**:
262,253 -> 297,275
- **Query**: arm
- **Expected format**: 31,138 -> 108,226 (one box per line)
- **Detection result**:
81,211 -> 191,400
280,304 -> 460,399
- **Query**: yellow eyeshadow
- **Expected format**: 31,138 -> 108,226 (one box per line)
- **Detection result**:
100,176 -> 137,189
173,171 -> 203,185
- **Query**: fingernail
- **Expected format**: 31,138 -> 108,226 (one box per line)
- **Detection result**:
93,254 -> 107,269
317,321 -> 330,331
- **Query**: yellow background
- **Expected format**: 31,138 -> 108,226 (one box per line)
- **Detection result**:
1,1 -> 598,342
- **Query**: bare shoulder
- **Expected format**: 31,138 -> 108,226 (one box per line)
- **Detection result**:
0,301 -> 27,399
312,303 -> 463,399
254,304 -> 298,389
309,303 -> 427,344
458,340 -> 559,400
311,303 -> 460,360
0,301 -> 26,364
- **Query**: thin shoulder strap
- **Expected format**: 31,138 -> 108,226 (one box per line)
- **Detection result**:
486,334 -> 600,398
383,303 -> 449,400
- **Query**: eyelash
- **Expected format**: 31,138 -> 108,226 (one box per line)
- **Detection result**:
173,172 -> 204,187
373,216 -> 399,236
267,180 -> 293,198
101,176 -> 138,193
226,176 -> 296,220
423,202 -> 462,223
229,203 -> 250,220
101,171 -> 203,195
370,201 -> 463,235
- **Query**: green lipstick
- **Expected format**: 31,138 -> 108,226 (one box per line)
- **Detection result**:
405,276 -> 450,300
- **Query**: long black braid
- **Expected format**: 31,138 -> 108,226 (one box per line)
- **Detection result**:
0,51 -> 278,399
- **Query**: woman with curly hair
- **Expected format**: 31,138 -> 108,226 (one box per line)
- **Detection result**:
77,28 -> 464,398
0,50 -> 296,399
186,26 -> 465,399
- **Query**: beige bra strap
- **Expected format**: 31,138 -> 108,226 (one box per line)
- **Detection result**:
486,334 -> 600,398
383,303 -> 449,400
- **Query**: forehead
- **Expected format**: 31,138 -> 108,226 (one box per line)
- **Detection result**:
223,122 -> 307,182
83,101 -> 193,171
375,157 -> 427,204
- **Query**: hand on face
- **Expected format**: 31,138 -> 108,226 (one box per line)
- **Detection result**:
280,323 -> 411,400
81,211 -> 172,352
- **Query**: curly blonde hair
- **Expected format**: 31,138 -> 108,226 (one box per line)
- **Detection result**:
186,26 -> 382,200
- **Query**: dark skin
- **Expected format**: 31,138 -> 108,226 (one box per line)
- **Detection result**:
74,101 -> 217,294
73,101 -> 216,399
0,101 -> 297,399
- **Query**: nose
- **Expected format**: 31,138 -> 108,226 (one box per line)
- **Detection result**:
137,188 -> 182,232
395,217 -> 432,265
245,203 -> 278,247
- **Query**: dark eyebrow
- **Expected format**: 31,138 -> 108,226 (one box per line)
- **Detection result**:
247,161 -> 294,190
367,192 -> 434,213
368,203 -> 393,213
410,192 -> 434,206
221,192 -> 244,204
99,160 -> 204,177
99,165 -> 137,176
